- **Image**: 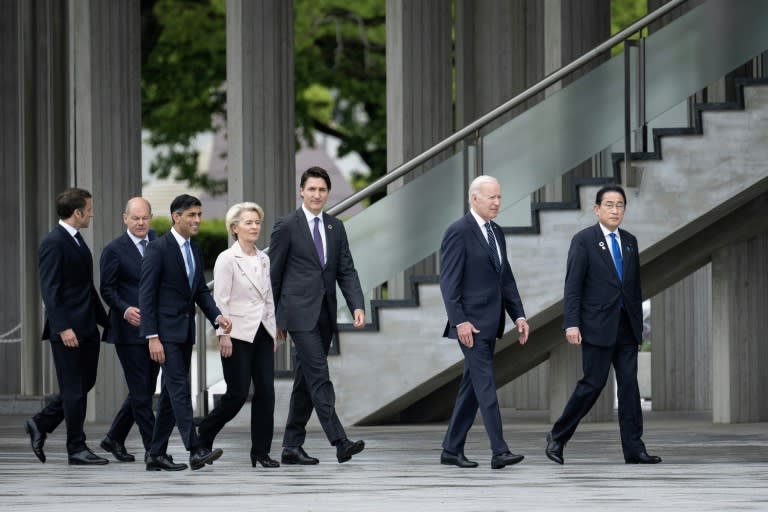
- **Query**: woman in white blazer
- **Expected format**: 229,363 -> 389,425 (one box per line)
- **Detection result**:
197,202 -> 279,468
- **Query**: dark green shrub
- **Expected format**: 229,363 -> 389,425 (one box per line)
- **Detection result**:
150,217 -> 229,270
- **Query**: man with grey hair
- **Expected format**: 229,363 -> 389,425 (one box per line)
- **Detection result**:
98,197 -> 160,463
439,175 -> 530,469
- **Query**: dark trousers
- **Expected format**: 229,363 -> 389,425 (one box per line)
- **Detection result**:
106,343 -> 160,451
551,311 -> 645,457
149,342 -> 199,456
198,325 -> 275,456
34,340 -> 100,454
283,303 -> 345,447
442,337 -> 509,456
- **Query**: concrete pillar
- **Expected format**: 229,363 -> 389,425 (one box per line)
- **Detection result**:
712,231 -> 768,423
498,361 -> 549,410
226,0 -> 295,244
5,0 -> 70,399
70,0 -> 142,422
548,342 -> 615,423
650,265 -> 712,411
385,0 -> 452,298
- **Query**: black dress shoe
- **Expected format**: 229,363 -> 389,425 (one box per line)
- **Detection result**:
190,447 -> 223,470
440,450 -> 478,468
100,435 -> 135,462
24,418 -> 46,463
491,451 -> 525,469
336,438 -> 365,463
281,446 -> 319,465
625,451 -> 662,464
251,454 -> 280,468
545,432 -> 564,465
146,454 -> 188,471
68,448 -> 109,466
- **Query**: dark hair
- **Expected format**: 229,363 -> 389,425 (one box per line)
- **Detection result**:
595,184 -> 627,206
300,166 -> 332,190
56,188 -> 92,219
170,194 -> 202,218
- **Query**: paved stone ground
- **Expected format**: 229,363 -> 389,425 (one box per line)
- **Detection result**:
0,409 -> 766,512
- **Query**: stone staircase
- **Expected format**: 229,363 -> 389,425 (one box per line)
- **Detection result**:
274,82 -> 768,428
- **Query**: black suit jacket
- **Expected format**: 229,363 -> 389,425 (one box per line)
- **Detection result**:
100,230 -> 157,344
269,209 -> 364,332
439,212 -> 525,340
563,223 -> 643,346
39,224 -> 107,343
138,230 -> 220,343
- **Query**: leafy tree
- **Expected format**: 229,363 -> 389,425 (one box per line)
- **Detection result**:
141,0 -> 386,196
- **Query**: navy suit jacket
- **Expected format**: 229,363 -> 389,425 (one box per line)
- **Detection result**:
563,223 -> 643,347
138,231 -> 220,343
100,230 -> 156,344
440,212 -> 525,340
269,208 -> 364,332
39,225 -> 107,343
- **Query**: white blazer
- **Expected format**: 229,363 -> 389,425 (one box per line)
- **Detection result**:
213,242 -> 276,341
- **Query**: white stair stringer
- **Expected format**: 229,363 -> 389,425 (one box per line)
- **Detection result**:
281,84 -> 768,427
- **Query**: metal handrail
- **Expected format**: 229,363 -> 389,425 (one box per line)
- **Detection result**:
327,0 -> 688,217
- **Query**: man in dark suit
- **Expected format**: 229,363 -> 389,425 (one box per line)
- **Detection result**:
270,166 -> 366,465
545,184 -> 661,465
139,194 -> 232,471
25,188 -> 109,465
99,197 -> 160,463
439,175 -> 530,470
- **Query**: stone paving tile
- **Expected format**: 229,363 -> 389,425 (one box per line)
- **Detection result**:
0,411 -> 766,511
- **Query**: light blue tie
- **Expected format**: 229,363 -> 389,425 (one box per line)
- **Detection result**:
139,239 -> 148,257
609,233 -> 623,282
183,240 -> 195,288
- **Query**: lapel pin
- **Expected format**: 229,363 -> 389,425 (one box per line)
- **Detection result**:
327,224 -> 333,230
599,241 -> 606,250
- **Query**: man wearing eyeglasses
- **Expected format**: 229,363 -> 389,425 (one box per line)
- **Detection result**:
545,184 -> 661,465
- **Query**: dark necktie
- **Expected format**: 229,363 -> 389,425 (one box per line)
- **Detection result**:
484,222 -> 501,273
183,240 -> 195,288
74,231 -> 85,248
313,217 -> 325,266
139,239 -> 148,257
609,233 -> 623,282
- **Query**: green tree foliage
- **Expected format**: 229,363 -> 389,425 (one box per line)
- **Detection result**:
611,0 -> 648,55
141,0 -> 386,195
151,216 -> 228,270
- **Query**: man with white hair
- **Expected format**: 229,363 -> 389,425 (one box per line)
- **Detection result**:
438,175 -> 530,470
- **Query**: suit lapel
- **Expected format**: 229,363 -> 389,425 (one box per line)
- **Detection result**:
321,213 -> 334,269
297,209 -> 323,269
594,223 -> 621,282
58,225 -> 91,269
465,213 -> 500,271
619,228 -> 633,280
166,233 -> 191,293
232,243 -> 268,297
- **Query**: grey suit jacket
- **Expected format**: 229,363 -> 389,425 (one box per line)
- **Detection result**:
269,208 -> 364,332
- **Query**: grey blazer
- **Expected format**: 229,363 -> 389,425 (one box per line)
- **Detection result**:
269,209 -> 364,332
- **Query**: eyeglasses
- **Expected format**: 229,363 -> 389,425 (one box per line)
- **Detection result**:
600,202 -> 625,211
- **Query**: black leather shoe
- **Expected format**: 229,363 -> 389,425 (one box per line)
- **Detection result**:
281,446 -> 319,465
68,448 -> 109,465
545,432 -> 564,465
24,418 -> 46,463
190,447 -> 223,470
100,435 -> 135,462
336,438 -> 365,463
440,450 -> 478,468
146,454 -> 188,471
251,454 -> 280,468
625,451 -> 662,464
491,451 -> 524,469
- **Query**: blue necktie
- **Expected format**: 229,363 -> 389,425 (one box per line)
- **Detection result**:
183,240 -> 195,288
609,233 -> 623,282
484,222 -> 501,273
313,217 -> 325,266
139,239 -> 148,257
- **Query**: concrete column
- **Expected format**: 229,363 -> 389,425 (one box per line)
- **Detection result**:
385,0 -> 452,298
455,0 -> 545,131
4,0 -> 70,399
650,265 -> 712,411
497,361 -> 549,410
226,0 -> 295,245
70,0 -> 142,421
548,342 -> 615,423
712,231 -> 768,423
